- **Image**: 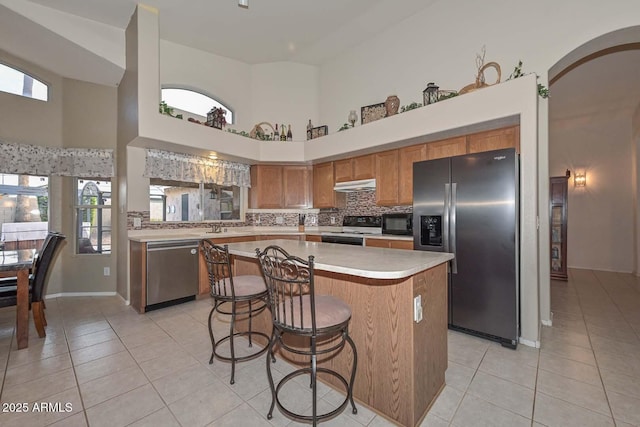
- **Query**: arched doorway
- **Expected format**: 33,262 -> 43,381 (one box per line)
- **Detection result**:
548,27 -> 640,275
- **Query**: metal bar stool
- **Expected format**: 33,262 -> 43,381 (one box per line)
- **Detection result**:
256,245 -> 357,426
201,240 -> 270,384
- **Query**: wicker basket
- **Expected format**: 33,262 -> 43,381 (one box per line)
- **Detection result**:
459,62 -> 501,95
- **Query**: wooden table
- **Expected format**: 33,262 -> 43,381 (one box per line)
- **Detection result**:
0,249 -> 35,350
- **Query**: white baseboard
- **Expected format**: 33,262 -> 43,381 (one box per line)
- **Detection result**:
116,293 -> 131,305
45,292 -> 118,299
519,337 -> 540,348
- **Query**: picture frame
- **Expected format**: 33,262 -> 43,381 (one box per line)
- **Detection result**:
361,102 -> 387,124
310,125 -> 328,139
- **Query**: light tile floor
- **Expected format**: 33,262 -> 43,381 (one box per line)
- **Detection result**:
1,268 -> 639,426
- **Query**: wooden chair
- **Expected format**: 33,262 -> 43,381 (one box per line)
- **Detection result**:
256,245 -> 357,426
200,240 -> 270,384
0,232 -> 66,337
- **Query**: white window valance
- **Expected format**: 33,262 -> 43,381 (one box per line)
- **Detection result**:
143,149 -> 251,188
0,142 -> 114,177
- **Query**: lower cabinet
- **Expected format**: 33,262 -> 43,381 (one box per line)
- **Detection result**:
305,235 -> 322,242
365,238 -> 413,250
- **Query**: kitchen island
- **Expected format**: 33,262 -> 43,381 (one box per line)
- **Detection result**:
226,239 -> 453,427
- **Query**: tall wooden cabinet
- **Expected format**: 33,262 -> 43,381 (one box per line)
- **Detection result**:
550,176 -> 569,280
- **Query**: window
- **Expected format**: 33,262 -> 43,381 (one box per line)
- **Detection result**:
0,63 -> 48,101
0,174 -> 49,250
161,88 -> 233,124
75,178 -> 111,254
150,179 -> 242,222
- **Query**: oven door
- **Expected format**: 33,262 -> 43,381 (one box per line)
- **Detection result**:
321,235 -> 364,246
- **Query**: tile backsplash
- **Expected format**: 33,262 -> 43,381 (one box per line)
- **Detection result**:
128,190 -> 411,230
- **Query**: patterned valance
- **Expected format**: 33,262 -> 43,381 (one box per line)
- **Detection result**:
143,149 -> 251,188
0,142 -> 114,177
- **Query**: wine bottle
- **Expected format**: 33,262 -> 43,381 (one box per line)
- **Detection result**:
287,124 -> 292,141
280,124 -> 287,141
274,124 -> 279,141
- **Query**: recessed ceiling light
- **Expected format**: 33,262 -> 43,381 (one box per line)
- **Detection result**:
238,0 -> 248,9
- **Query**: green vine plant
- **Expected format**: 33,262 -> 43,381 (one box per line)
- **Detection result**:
159,101 -> 183,119
400,102 -> 423,113
337,123 -> 351,132
507,60 -> 549,99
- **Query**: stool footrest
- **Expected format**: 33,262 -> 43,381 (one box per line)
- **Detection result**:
274,367 -> 352,422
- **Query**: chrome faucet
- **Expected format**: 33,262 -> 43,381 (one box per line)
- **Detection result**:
209,223 -> 222,233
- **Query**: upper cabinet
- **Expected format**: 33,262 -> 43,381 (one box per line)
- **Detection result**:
313,162 -> 345,209
398,144 -> 427,205
467,126 -> 520,154
335,154 -> 375,182
250,165 -> 311,209
375,150 -> 399,206
427,136 -> 467,160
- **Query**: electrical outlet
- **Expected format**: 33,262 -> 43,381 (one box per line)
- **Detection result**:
311,216 -> 316,224
276,216 -> 284,224
330,216 -> 336,225
255,214 -> 261,224
133,217 -> 142,228
104,267 -> 110,276
414,295 -> 423,323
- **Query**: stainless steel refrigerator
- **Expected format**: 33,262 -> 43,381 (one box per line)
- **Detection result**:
413,148 -> 519,348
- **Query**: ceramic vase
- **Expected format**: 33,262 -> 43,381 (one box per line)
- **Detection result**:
385,95 -> 400,116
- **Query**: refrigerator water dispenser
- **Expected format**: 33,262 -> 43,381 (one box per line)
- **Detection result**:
420,215 -> 442,247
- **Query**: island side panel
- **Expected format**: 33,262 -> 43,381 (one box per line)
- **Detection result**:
412,263 -> 448,426
313,271 -> 415,427
129,241 -> 146,313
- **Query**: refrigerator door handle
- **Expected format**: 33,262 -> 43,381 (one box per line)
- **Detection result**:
451,182 -> 458,274
443,183 -> 450,253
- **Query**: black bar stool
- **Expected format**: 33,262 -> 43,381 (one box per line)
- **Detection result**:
256,245 -> 357,425
201,240 -> 270,384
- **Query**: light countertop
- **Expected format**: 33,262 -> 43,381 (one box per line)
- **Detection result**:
226,239 -> 453,280
128,227 -> 413,243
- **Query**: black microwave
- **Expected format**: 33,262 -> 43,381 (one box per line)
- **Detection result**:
382,213 -> 413,235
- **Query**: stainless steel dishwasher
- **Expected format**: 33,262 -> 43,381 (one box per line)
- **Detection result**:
146,239 -> 200,311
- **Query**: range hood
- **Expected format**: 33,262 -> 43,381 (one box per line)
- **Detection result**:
333,178 -> 376,192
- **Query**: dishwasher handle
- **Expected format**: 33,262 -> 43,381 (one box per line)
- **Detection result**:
147,240 -> 200,251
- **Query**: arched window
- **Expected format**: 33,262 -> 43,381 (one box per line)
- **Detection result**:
161,87 -> 233,124
0,63 -> 48,101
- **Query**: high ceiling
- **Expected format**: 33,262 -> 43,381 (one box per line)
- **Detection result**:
22,0 -> 436,65
0,0 -> 638,122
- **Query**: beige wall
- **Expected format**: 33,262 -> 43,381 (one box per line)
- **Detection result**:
0,50 -> 118,295
0,49 -> 63,146
61,78 -> 118,293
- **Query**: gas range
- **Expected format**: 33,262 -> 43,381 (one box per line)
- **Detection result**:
321,216 -> 381,245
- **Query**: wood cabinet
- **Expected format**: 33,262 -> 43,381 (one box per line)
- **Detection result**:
375,150 -> 399,206
256,235 -> 301,241
398,144 -> 427,205
313,162 -> 345,208
334,154 -> 375,182
283,166 -> 311,208
550,176 -> 569,281
467,126 -> 520,154
427,136 -> 467,160
305,235 -> 322,242
250,165 -> 311,209
365,238 -> 414,250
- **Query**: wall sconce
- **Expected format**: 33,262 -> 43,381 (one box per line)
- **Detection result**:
574,172 -> 586,188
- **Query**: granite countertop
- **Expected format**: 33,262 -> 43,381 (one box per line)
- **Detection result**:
226,239 -> 453,280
